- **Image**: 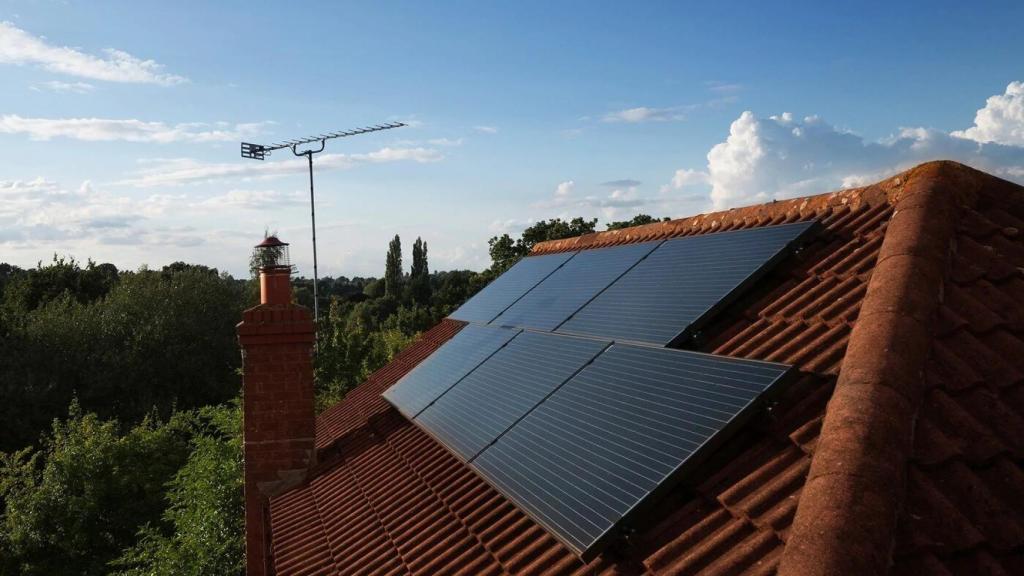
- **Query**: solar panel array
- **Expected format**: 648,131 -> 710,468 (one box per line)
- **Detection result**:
471,344 -> 791,557
559,221 -> 817,345
448,220 -> 817,345
385,220 -> 818,559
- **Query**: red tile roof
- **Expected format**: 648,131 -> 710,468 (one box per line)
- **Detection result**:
267,161 -> 1024,575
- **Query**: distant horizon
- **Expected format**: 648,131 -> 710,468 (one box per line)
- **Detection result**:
2,1 -> 1024,277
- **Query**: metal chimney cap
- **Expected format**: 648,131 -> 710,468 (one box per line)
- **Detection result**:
255,235 -> 289,248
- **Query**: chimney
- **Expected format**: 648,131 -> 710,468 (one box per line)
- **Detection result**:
237,236 -> 316,576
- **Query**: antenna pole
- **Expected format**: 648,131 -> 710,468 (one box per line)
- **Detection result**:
292,139 -> 326,325
306,150 -> 319,324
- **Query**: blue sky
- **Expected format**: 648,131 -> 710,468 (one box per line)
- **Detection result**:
2,1 -> 1023,277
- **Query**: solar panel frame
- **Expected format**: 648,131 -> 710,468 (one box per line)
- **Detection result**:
412,331 -> 611,462
491,241 -> 663,331
469,344 -> 795,560
448,250 -> 578,324
381,324 -> 521,419
556,220 -> 820,347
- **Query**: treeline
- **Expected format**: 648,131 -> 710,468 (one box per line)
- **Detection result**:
0,215 -> 666,575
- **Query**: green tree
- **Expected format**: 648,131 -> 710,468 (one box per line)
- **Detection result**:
0,404 -> 192,576
408,237 -> 431,304
487,217 -> 597,272
0,263 -> 246,451
384,234 -> 403,298
112,403 -> 243,576
606,214 -> 671,230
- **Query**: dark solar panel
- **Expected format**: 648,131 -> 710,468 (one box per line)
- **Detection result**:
557,221 -> 818,345
470,344 -> 792,559
449,251 -> 577,323
382,324 -> 520,419
491,241 -> 661,331
414,331 -> 610,461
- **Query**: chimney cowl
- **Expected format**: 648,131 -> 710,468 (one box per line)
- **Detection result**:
252,235 -> 294,305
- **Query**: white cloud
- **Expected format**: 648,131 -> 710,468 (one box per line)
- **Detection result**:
669,169 -> 709,189
554,180 -> 575,198
194,189 -> 306,210
0,115 -> 268,143
474,125 -> 498,134
952,81 -> 1024,146
0,177 -> 195,247
116,146 -> 444,187
602,106 -> 688,123
30,80 -> 95,93
667,85 -> 1024,210
0,21 -> 187,85
536,180 -> 649,223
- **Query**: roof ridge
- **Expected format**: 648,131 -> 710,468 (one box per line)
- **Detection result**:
777,160 -> 991,576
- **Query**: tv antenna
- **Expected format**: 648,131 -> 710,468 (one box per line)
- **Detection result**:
241,121 -> 406,324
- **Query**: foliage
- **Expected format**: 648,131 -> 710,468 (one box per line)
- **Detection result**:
0,261 -> 246,451
0,403 -> 193,576
408,237 -> 431,305
487,217 -> 597,272
2,256 -> 118,313
112,403 -> 243,576
384,234 -> 403,298
606,214 -> 670,230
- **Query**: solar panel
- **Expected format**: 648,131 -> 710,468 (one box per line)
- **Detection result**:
414,331 -> 610,461
491,241 -> 661,331
449,251 -> 577,323
558,221 -> 818,346
382,324 -> 520,419
470,344 -> 793,559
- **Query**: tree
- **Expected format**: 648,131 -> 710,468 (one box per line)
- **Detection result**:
606,214 -> 671,230
408,237 -> 431,305
0,404 -> 192,576
487,217 -> 597,272
112,403 -> 243,576
384,235 -> 403,298
0,263 -> 246,451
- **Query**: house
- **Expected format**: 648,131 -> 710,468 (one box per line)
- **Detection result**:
237,160 -> 1024,575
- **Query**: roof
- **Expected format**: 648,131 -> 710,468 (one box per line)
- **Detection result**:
266,160 -> 1024,576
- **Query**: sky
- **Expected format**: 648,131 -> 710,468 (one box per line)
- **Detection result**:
1,1 -> 1023,278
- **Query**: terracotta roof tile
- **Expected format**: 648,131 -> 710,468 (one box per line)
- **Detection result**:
266,161 -> 1024,576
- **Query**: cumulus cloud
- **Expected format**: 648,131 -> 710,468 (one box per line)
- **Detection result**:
474,125 -> 498,134
602,106 -> 688,123
952,81 -> 1024,146
0,115 -> 268,143
30,80 -> 95,94
116,146 -> 444,187
669,169 -> 709,189
554,180 -> 575,198
0,21 -> 187,85
664,83 -> 1024,210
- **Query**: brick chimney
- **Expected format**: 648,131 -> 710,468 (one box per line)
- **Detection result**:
237,236 -> 315,576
